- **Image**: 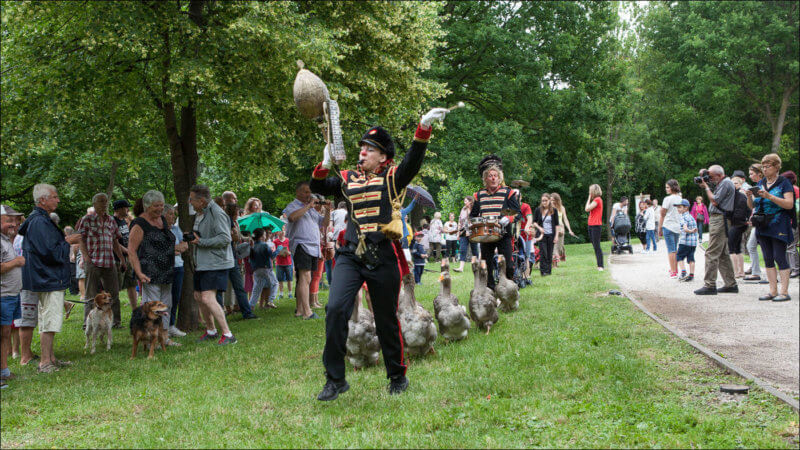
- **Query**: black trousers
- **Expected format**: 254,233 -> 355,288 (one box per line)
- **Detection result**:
480,234 -> 513,290
538,234 -> 554,275
323,242 -> 406,382
446,240 -> 458,259
588,225 -> 604,268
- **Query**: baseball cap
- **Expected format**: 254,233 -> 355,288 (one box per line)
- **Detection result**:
731,170 -> 746,179
0,204 -> 23,216
113,199 -> 132,210
679,199 -> 690,207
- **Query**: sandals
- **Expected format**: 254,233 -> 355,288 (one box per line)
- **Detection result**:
773,294 -> 791,302
758,294 -> 776,301
37,364 -> 59,374
743,275 -> 761,281
53,359 -> 73,367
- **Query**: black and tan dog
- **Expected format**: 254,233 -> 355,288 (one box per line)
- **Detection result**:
129,301 -> 169,359
84,292 -> 113,354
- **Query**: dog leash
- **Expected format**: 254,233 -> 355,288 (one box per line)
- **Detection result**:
66,299 -> 92,305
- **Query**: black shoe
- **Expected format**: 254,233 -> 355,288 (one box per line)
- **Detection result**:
718,284 -> 738,293
694,286 -> 717,295
758,294 -> 776,301
388,376 -> 409,395
317,379 -> 350,401
773,294 -> 791,302
242,314 -> 260,320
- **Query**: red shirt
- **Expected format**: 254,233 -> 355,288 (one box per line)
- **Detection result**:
273,238 -> 292,266
588,197 -> 603,226
519,202 -> 534,240
336,229 -> 347,247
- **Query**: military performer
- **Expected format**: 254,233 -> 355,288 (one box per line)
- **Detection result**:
310,107 -> 450,401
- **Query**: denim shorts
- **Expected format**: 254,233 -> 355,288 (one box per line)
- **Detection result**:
676,244 -> 696,263
663,228 -> 679,253
0,295 -> 21,326
276,265 -> 293,282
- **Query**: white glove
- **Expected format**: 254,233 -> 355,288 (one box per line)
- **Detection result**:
420,107 -> 450,126
499,217 -> 510,227
322,143 -> 333,169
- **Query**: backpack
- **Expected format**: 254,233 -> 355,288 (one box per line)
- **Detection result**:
725,190 -> 751,226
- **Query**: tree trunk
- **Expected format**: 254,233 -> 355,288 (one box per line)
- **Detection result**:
770,82 -> 798,153
106,161 -> 118,200
605,163 -> 614,241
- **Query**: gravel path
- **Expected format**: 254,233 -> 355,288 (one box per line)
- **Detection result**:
609,240 -> 799,397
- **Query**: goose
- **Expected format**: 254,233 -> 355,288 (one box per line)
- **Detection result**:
345,298 -> 380,370
398,273 -> 438,356
433,260 -> 471,341
469,259 -> 499,334
494,255 -> 519,312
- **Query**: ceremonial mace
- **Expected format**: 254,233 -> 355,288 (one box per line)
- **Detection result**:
292,60 -> 346,163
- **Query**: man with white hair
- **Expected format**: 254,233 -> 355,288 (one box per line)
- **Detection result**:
694,165 -> 738,295
77,192 -> 126,326
18,184 -> 81,373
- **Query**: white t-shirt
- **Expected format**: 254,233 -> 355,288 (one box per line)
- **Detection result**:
331,208 -> 347,236
661,194 -> 683,233
609,202 -> 629,223
643,208 -> 657,230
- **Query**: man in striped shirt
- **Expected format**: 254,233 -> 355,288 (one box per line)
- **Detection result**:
470,155 -> 521,290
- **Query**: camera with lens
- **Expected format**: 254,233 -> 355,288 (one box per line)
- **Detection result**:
694,170 -> 710,185
183,231 -> 197,242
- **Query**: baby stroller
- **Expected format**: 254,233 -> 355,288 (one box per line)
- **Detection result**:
611,211 -> 634,254
491,236 -> 531,289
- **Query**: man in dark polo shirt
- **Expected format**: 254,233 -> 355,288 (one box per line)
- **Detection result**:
112,199 -> 138,309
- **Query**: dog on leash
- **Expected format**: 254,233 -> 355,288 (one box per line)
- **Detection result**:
84,292 -> 113,354
129,301 -> 169,359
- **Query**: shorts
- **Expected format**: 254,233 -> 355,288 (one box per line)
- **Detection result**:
193,269 -> 229,292
727,224 -> 747,254
117,261 -> 137,289
36,290 -> 66,333
276,265 -> 293,282
663,228 -> 679,253
292,245 -> 318,272
75,261 -> 86,279
1,295 -> 21,326
676,244 -> 696,263
13,290 -> 38,328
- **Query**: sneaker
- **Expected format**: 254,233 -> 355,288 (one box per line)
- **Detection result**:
678,274 -> 689,281
388,376 -> 409,395
0,379 -> 7,389
266,302 -> 277,309
197,331 -> 218,342
317,379 -> 350,401
166,339 -> 182,347
242,314 -> 260,320
694,286 -> 717,295
217,335 -> 237,345
669,272 -> 678,279
168,326 -> 187,337
684,274 -> 694,282
790,271 -> 799,279
717,284 -> 738,293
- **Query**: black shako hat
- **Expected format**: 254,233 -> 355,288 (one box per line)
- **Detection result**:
358,126 -> 395,160
478,154 -> 503,177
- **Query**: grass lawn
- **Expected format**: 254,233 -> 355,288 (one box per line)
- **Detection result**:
1,243 -> 797,448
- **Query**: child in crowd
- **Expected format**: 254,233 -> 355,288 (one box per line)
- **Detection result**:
676,199 -> 698,281
411,232 -> 428,285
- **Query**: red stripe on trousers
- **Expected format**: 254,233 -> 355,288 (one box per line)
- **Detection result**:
390,241 -> 407,374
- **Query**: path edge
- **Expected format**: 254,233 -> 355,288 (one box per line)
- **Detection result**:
616,285 -> 799,411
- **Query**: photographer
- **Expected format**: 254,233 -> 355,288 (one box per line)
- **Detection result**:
694,165 -> 738,295
746,154 -> 795,302
283,182 -> 329,320
187,184 -> 237,345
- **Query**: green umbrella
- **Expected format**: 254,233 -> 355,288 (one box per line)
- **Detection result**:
237,212 -> 286,233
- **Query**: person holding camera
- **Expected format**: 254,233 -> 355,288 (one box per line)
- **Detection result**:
746,154 -> 795,302
694,165 -> 738,295
187,185 -> 237,345
283,183 -> 329,320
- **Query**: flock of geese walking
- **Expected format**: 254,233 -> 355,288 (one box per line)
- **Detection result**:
346,256 -> 520,369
